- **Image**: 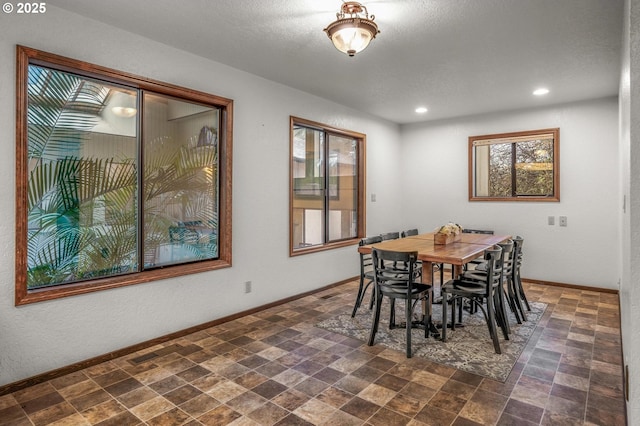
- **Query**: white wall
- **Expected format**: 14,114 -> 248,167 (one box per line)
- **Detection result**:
620,0 -> 639,423
0,7 -> 401,386
400,98 -> 620,288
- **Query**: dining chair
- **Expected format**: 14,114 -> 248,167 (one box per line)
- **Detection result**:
368,248 -> 432,358
400,228 -> 419,238
438,228 -> 495,281
460,240 -> 515,334
380,231 -> 400,240
513,236 -> 530,314
441,246 -> 506,354
352,236 -> 383,317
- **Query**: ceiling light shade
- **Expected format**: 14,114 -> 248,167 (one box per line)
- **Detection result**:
324,1 -> 380,57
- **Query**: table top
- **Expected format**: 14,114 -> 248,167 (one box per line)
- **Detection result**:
358,232 -> 511,265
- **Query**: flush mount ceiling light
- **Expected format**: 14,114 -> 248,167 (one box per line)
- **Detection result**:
324,1 -> 380,57
533,88 -> 550,96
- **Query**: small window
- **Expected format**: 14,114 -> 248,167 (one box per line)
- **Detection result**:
469,128 -> 559,201
16,46 -> 233,305
290,117 -> 366,255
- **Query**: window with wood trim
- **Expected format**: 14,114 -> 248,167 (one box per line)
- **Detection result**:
15,46 -> 233,305
290,117 -> 366,255
469,128 -> 559,201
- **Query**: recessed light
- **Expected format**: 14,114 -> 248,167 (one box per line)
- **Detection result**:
533,88 -> 549,96
415,106 -> 428,113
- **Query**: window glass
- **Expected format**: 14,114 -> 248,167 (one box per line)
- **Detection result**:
16,46 -> 232,304
290,117 -> 364,254
27,66 -> 139,289
469,129 -> 559,201
143,94 -> 219,267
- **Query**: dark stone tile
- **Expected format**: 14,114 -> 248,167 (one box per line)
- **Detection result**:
164,384 -> 203,405
384,392 -> 422,418
247,401 -> 289,425
341,396 -> 381,420
197,405 -> 242,425
502,398 -> 544,424
178,393 -> 220,417
414,404 -> 457,426
0,404 -> 30,425
294,376 -> 330,397
316,386 -> 353,408
20,391 -> 64,415
93,369 -> 131,388
313,367 -> 346,385
148,375 -> 188,395
374,373 -> 409,392
104,378 -> 143,397
292,360 -> 325,375
68,389 -> 113,412
273,413 -> 314,426
365,356 -> 396,372
429,390 -> 467,413
94,410 -> 142,426
368,406 -> 411,426
252,380 -> 288,400
272,389 -> 310,411
176,365 -> 211,382
550,383 -> 587,405
497,412 -> 538,426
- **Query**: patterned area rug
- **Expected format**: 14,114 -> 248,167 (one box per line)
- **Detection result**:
316,299 -> 546,382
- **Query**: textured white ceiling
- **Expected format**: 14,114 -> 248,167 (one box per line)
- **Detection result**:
47,0 -> 624,124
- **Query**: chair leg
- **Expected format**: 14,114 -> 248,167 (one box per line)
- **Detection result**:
486,293 -> 502,354
389,299 -> 396,329
504,277 -> 523,324
494,290 -> 510,340
367,288 -> 383,346
442,290 -> 449,341
508,276 -> 527,322
405,296 -> 412,358
517,271 -> 531,311
351,276 -> 368,317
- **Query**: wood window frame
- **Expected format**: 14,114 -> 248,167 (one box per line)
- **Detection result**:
289,116 -> 366,256
15,45 -> 233,305
468,128 -> 560,202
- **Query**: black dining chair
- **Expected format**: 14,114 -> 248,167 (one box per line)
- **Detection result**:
460,240 -> 515,333
513,236 -> 530,314
438,228 -> 495,282
441,245 -> 506,354
368,248 -> 432,358
400,228 -> 419,238
380,231 -> 400,241
352,236 -> 383,317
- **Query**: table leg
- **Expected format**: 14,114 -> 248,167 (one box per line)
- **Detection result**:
421,261 -> 439,338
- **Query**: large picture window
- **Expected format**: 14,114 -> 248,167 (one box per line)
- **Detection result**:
16,46 -> 233,305
290,117 -> 365,255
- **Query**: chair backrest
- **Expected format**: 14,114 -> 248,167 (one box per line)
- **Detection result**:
483,246 -> 504,295
371,248 -> 419,294
380,232 -> 400,241
462,228 -> 494,235
401,228 -> 419,238
497,240 -> 515,278
359,235 -> 383,247
359,236 -> 383,272
512,235 -> 524,274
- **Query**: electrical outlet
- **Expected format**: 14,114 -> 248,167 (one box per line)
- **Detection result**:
244,281 -> 252,293
559,216 -> 567,227
548,216 -> 555,225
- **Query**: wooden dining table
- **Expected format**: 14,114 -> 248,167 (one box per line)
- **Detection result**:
358,232 -> 511,335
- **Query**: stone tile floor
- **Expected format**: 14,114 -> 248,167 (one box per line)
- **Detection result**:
0,281 -> 625,425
